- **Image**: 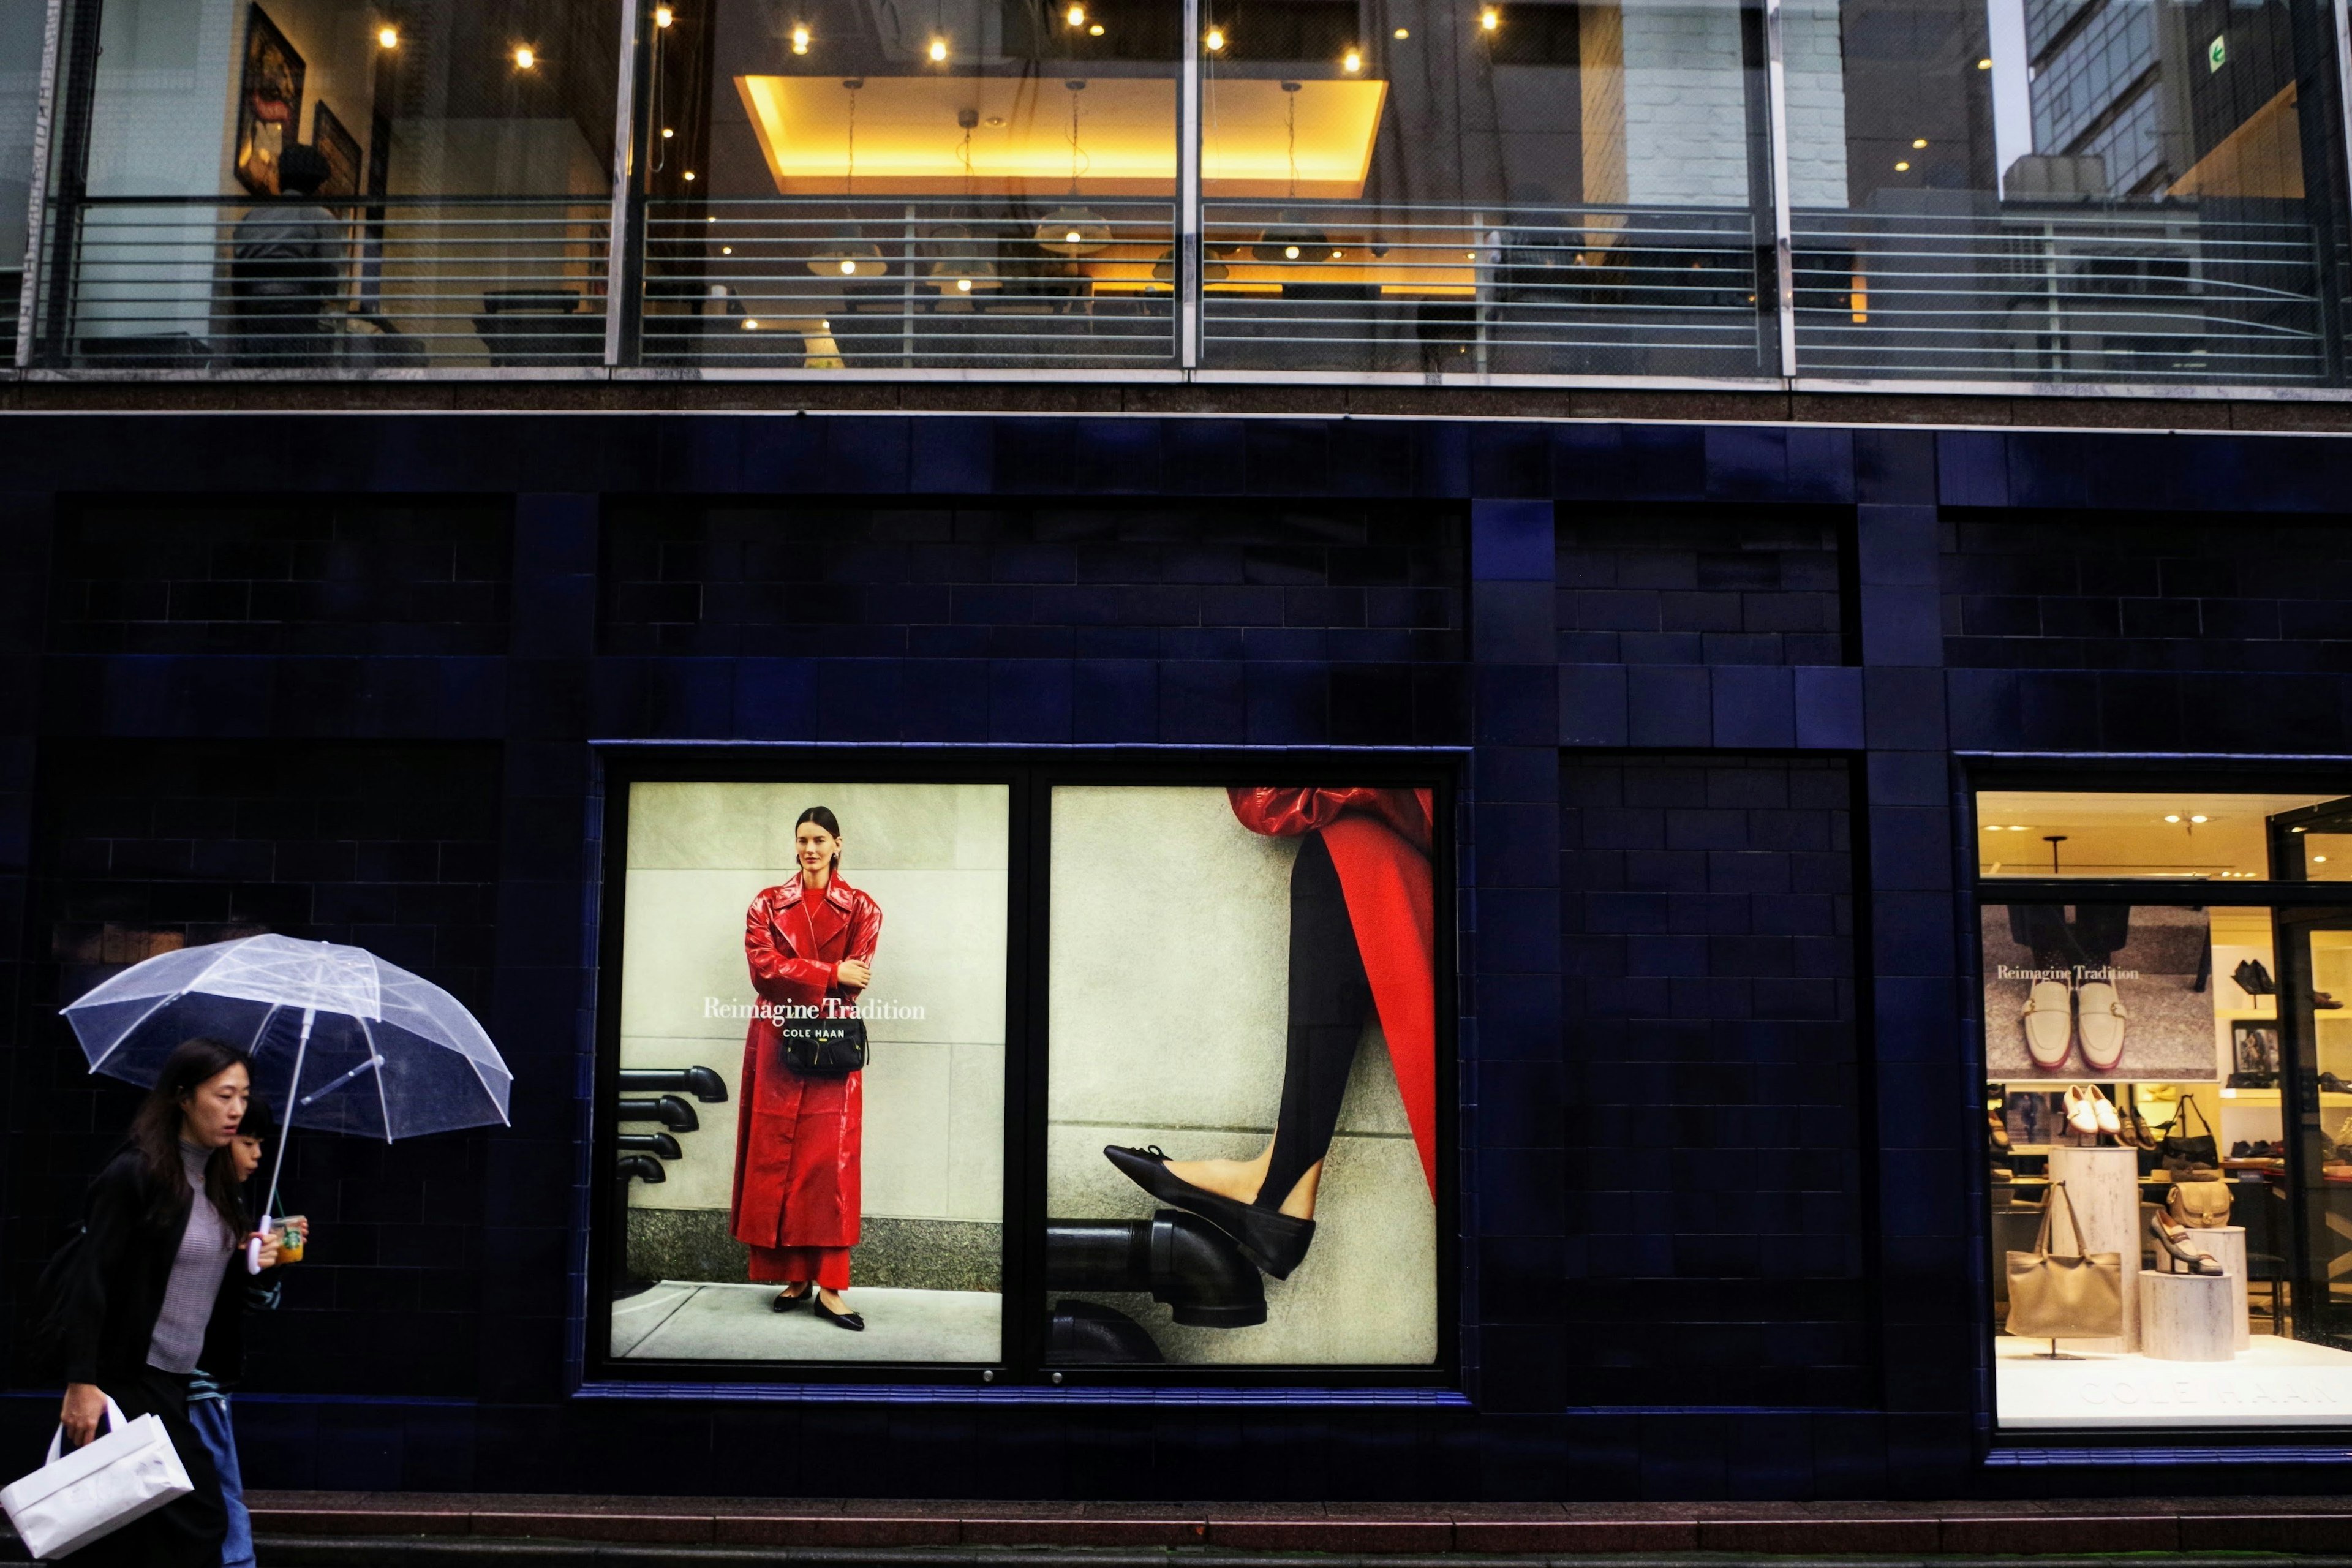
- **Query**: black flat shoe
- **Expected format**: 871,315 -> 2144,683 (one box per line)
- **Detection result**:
1102,1144 -> 1316,1280
772,1287 -> 810,1313
813,1296 -> 865,1332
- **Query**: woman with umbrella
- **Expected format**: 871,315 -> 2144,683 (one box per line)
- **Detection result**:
731,806 -> 882,1331
49,1038 -> 285,1568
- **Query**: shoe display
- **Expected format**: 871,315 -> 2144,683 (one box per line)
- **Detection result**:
1987,1106 -> 2012,1153
2090,1084 -> 2121,1135
772,1286 -> 810,1313
2076,980 -> 2127,1072
1103,1144 -> 1317,1279
2318,1071 -> 2352,1094
2235,958 -> 2277,997
2022,979 -> 2074,1069
2064,1085 -> 2101,1135
2150,1212 -> 2225,1275
2122,1104 -> 2160,1150
2316,991 -> 2345,1011
2226,1070 -> 2278,1089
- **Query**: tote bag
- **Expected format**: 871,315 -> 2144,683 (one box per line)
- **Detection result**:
1,1397 -> 192,1561
2005,1181 -> 2124,1341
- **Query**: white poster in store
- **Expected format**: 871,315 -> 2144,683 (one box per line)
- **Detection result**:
1981,905 -> 2217,1081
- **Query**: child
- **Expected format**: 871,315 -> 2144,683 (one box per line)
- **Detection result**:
186,1095 -> 307,1568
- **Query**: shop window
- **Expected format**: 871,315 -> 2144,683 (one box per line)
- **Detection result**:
590,760 -> 1450,1383
1976,780 -> 2352,1430
33,0 -> 618,369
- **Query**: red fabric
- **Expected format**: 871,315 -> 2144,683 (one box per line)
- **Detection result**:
1227,787 -> 1438,1194
748,1243 -> 852,1291
729,875 -> 884,1267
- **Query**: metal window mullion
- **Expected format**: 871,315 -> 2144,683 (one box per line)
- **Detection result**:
1179,0 -> 1202,370
2335,0 -> 2352,358
17,0 -> 66,368
1763,0 -> 1799,380
603,0 -> 644,368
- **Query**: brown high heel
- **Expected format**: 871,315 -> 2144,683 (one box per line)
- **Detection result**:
2150,1212 -> 2222,1275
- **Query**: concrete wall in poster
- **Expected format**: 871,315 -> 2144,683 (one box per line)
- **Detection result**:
1047,786 -> 1438,1366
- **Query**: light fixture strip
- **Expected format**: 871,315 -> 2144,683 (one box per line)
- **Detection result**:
1179,0 -> 1204,367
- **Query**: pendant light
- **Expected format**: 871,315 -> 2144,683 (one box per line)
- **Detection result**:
926,222 -> 1002,301
1035,80 -> 1111,256
808,80 -> 886,277
1251,83 -> 1327,262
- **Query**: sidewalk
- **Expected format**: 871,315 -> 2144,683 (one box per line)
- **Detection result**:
246,1493 -> 2352,1555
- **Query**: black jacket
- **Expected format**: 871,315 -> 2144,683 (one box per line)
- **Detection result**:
52,1148 -> 259,1387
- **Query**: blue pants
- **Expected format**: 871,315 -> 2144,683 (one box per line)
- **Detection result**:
186,1396 -> 252,1568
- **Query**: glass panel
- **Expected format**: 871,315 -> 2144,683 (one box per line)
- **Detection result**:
0,0 -> 43,360
1045,783 -> 1440,1366
606,782 -> 1009,1365
1794,0 -> 2349,385
649,0 -> 1180,372
1985,901 -> 2352,1428
34,0 -> 617,370
2276,913 -> 2352,1357
1973,788 -> 2343,878
1198,0 -> 1780,377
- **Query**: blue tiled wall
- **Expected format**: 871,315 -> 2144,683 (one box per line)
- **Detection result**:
0,416 -> 2348,1501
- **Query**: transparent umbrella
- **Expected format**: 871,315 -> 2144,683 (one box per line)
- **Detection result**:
61,933 -> 512,1226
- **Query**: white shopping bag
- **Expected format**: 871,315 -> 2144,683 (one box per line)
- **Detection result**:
1,1397 -> 192,1560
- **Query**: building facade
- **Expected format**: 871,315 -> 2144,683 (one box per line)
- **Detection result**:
7,0 -> 2352,1507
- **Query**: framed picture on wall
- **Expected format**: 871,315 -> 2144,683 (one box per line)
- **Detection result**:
233,5 -> 304,195
2233,1018 -> 2282,1076
311,103 -> 362,201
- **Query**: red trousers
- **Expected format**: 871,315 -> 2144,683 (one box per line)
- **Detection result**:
748,1242 -> 850,1291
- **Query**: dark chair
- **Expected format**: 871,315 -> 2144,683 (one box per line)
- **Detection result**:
2232,1180 -> 2291,1333
472,287 -> 603,368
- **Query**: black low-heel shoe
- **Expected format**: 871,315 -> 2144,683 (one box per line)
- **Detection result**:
1102,1144 -> 1315,1280
772,1287 -> 811,1313
814,1296 -> 866,1332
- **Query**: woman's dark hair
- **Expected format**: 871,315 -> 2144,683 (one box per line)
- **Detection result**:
796,806 -> 842,869
128,1038 -> 252,1234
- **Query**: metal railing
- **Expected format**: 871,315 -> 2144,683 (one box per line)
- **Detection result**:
1198,201 -> 1776,379
31,195 -> 611,372
1792,203 -> 2329,385
641,197 -> 1178,372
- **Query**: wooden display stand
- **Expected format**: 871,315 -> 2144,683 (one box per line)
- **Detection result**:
2140,1270 -> 2235,1362
2048,1145 -> 2141,1352
2160,1224 -> 2249,1350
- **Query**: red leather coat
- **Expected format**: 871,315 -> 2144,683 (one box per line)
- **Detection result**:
1229,786 -> 1438,1195
729,873 -> 883,1253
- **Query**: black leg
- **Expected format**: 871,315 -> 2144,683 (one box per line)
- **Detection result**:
1258,831 -> 1373,1210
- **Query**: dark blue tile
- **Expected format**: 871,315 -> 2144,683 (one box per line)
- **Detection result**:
989,658 -> 1072,742
1859,584 -> 1942,667
1935,429 -> 2008,508
1074,658 -> 1156,742
1711,665 -> 1795,748
1470,428 -> 1550,499
902,657 -> 990,741
1703,426 -> 1787,500
1472,580 -> 1553,663
1158,658 -> 1245,743
1560,665 -> 1628,747
1073,420 -> 1163,492
1477,663 -> 1557,745
1243,660 -> 1329,744
1471,499 -> 1555,582
1626,666 -> 1709,747
909,417 -> 993,492
823,418 -> 913,492
1161,420 -> 1246,494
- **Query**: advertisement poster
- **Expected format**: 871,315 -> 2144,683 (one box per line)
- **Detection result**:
609,782 -> 1008,1363
1981,904 -> 2217,1081
1045,785 -> 1439,1366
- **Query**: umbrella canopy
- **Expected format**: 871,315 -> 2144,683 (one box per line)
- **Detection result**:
61,933 -> 511,1142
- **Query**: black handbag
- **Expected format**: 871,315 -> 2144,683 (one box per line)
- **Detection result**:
777,994 -> 868,1077
2160,1094 -> 2219,1175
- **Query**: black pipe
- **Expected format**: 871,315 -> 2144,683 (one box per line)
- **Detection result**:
617,1066 -> 729,1103
615,1095 -> 699,1132
1047,1300 -> 1164,1363
617,1153 -> 666,1183
616,1131 -> 684,1161
1043,1211 -> 1265,1329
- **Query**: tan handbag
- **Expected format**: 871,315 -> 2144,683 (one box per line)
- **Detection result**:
2005,1182 -> 2124,1341
2167,1180 -> 2232,1229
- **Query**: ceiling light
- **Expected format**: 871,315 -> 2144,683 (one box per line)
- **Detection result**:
655,6 -> 674,26
2191,814 -> 2209,823
1395,26 -> 1409,36
377,26 -> 399,48
1066,2 -> 1085,23
810,225 -> 885,277
2165,815 -> 2181,823
929,37 -> 948,60
2008,825 -> 2028,831
791,23 -> 810,51
662,127 -> 675,138
957,276 -> 972,292
741,318 -> 758,329
513,45 -> 536,69
2318,856 -> 2330,864
1255,211 -> 1329,263
1038,206 -> 1112,252
1343,47 -> 1362,70
1894,160 -> 1910,171
1205,26 -> 1225,49
1480,7 -> 1500,30
682,169 -> 695,179
1977,56 -> 1992,67
721,245 -> 733,254
1912,137 -> 1928,148
1089,23 -> 1104,34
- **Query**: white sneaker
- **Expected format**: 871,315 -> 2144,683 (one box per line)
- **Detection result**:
2022,979 -> 2074,1069
2065,1084 -> 2101,1134
2076,980 -> 2127,1072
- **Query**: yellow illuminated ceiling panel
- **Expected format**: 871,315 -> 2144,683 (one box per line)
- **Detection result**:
735,75 -> 1385,198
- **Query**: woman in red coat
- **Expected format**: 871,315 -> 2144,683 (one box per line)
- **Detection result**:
731,805 -> 883,1331
1106,786 -> 1436,1281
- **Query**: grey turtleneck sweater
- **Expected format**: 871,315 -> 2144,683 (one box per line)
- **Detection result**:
146,1143 -> 233,1373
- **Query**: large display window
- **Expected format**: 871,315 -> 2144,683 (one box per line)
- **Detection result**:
1977,781 -> 2352,1430
589,759 -> 1451,1384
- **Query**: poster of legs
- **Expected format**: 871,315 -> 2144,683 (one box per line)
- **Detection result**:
610,782 -> 1008,1363
1046,785 -> 1439,1365
1981,904 -> 2217,1081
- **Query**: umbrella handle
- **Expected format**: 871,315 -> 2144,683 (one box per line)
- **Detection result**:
262,1008 -> 314,1238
